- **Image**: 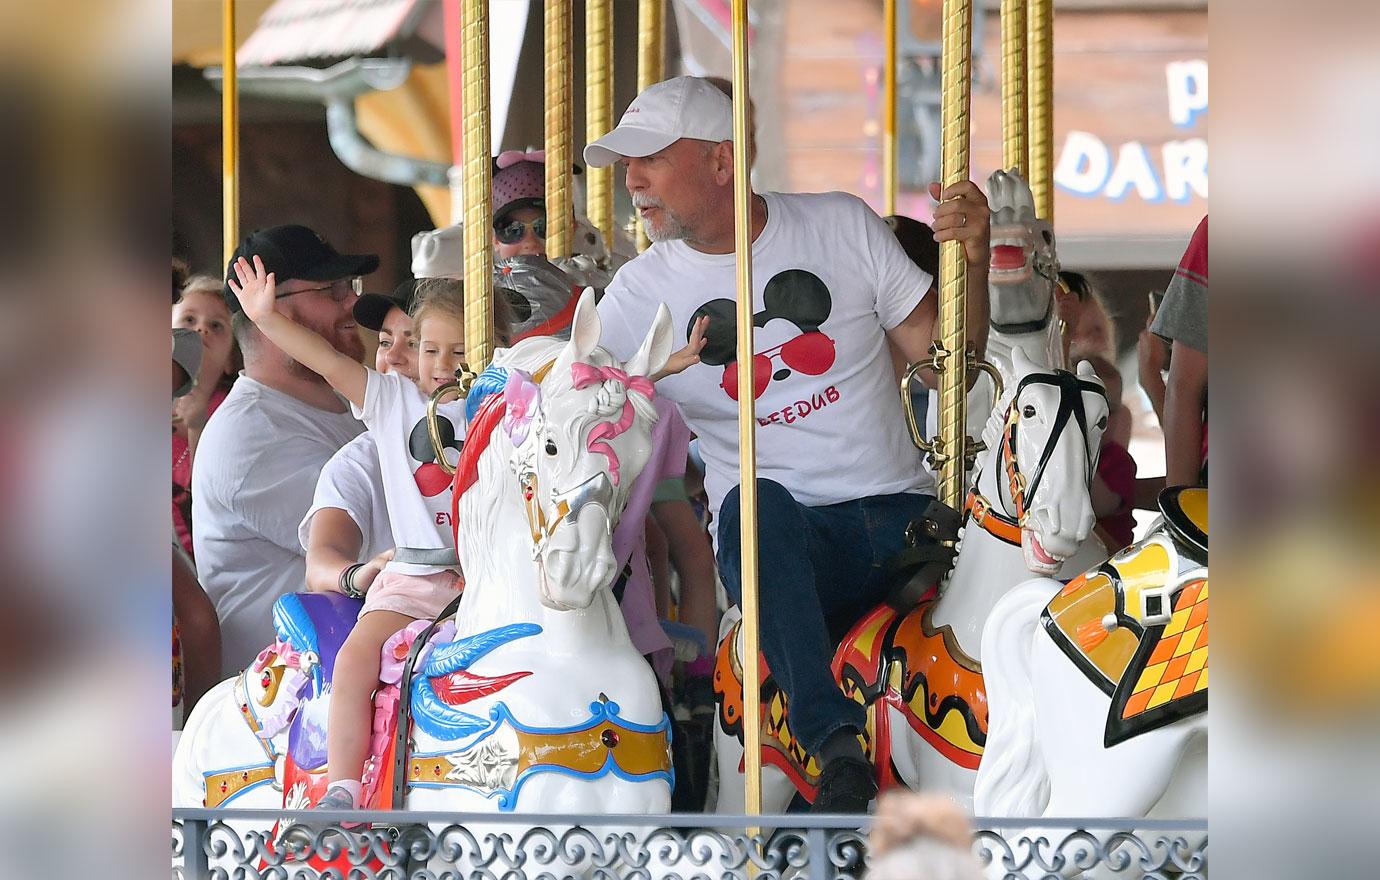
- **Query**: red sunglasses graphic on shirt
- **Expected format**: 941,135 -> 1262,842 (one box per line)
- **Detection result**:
720,331 -> 837,401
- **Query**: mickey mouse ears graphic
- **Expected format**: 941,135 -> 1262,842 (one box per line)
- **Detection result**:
691,269 -> 833,365
691,269 -> 837,402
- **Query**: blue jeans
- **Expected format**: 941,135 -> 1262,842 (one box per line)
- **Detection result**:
716,479 -> 933,755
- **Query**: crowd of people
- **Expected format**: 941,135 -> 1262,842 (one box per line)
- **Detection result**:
171,75 -> 1207,818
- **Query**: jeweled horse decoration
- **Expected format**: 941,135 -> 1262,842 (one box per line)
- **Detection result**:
714,351 -> 1109,812
974,487 -> 1207,846
174,291 -> 676,841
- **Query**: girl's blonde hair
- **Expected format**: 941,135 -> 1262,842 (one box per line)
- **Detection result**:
410,278 -> 514,346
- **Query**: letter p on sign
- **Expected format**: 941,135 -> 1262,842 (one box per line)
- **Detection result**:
1167,60 -> 1209,127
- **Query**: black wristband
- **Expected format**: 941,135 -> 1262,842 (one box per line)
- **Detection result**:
339,563 -> 367,599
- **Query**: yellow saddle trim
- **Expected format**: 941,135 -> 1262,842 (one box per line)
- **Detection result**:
408,719 -> 671,785
204,764 -> 276,808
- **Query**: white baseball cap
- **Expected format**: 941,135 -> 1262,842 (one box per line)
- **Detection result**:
583,76 -> 733,168
412,224 -> 465,278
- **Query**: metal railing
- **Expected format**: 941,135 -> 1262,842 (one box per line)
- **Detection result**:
172,808 -> 1206,879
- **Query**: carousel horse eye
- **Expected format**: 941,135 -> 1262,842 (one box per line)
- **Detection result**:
1022,405 -> 1037,419
545,439 -> 558,456
1096,415 -> 1108,430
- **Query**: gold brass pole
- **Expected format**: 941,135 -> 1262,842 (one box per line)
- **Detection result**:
882,0 -> 898,216
1027,0 -> 1053,222
586,0 -> 614,250
462,0 -> 494,370
636,0 -> 665,252
937,0 -> 973,511
222,0 -> 238,267
544,0 -> 574,259
1000,0 -> 1028,175
729,0 -> 763,820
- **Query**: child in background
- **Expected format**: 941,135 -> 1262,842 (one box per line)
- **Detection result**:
172,274 -> 240,558
231,257 -> 705,814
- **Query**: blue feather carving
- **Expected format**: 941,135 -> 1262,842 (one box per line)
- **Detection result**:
424,623 -> 542,676
411,622 -> 542,741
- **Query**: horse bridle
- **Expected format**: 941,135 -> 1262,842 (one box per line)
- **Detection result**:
966,370 -> 1106,546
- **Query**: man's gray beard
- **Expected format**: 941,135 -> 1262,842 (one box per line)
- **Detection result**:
644,211 -> 686,243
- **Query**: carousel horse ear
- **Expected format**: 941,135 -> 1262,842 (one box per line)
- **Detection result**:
624,303 -> 674,379
1012,346 -> 1037,379
569,287 -> 602,356
554,288 -> 603,379
1075,358 -> 1101,384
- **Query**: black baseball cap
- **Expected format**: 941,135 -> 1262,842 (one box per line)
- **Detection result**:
223,224 -> 380,313
885,214 -> 940,279
354,279 -> 420,332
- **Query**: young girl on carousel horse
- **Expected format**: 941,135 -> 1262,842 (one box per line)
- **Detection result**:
229,256 -> 706,815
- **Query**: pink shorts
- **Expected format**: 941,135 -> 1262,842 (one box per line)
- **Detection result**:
360,570 -> 462,620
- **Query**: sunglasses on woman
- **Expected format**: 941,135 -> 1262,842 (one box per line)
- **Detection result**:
494,215 -> 547,245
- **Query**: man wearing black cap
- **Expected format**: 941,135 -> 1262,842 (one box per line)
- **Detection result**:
193,224 -> 379,677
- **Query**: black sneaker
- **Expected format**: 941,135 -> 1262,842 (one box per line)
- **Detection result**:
809,756 -> 878,814
278,786 -> 364,852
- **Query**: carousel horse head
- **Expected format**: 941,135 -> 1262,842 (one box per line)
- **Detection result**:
977,349 -> 1109,576
466,289 -> 674,611
986,168 -> 1060,331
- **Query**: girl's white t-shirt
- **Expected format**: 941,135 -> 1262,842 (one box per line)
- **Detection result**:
352,370 -> 466,576
597,190 -> 936,543
297,432 -> 393,563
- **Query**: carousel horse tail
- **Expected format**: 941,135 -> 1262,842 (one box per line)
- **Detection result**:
973,578 -> 1062,818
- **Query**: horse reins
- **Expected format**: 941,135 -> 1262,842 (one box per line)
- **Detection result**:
966,370 -> 1105,546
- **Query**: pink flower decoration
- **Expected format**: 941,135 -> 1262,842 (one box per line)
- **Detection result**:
379,620 -> 430,685
502,370 -> 541,447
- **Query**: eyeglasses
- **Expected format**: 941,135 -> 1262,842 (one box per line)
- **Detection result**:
494,215 -> 547,245
275,277 -> 363,302
720,332 -> 836,401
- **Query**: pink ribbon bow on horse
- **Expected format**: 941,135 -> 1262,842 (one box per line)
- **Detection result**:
570,362 -> 656,486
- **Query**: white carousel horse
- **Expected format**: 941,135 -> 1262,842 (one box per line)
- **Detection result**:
984,168 -> 1111,577
713,350 -> 1109,813
174,292 -> 677,869
974,487 -> 1208,873
925,170 -> 1106,574
984,168 -> 1064,377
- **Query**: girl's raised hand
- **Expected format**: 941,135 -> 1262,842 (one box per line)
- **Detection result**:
654,314 -> 709,381
227,255 -> 277,322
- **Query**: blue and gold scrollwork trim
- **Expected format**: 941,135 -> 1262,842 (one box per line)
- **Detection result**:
408,698 -> 673,810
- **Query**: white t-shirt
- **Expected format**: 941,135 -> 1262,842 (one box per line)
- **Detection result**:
597,191 -> 936,541
352,370 -> 466,577
192,375 -> 364,677
298,432 -> 393,563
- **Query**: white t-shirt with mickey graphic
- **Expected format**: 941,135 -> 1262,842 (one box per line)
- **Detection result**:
598,190 -> 936,542
352,370 -> 466,576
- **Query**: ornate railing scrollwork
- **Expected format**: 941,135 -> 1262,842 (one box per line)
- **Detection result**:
174,809 -> 1206,879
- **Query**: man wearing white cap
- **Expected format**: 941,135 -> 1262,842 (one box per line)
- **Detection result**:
586,75 -> 991,812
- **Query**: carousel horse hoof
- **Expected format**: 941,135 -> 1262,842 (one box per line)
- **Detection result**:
810,756 -> 877,814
